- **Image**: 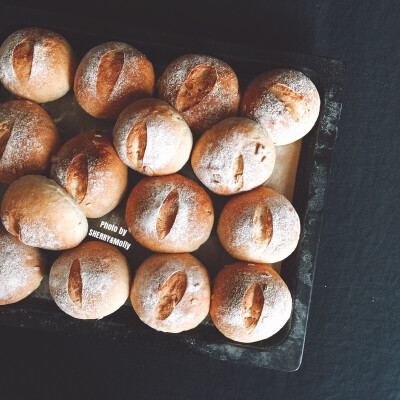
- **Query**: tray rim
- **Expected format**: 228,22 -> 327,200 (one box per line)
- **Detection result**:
0,2 -> 346,372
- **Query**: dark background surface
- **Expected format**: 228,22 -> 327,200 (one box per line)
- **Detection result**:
0,1 -> 399,399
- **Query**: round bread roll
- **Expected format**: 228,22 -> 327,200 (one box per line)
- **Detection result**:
125,174 -> 214,253
0,100 -> 60,184
131,253 -> 210,333
49,241 -> 130,319
191,117 -> 276,195
157,54 -> 240,135
210,262 -> 292,343
217,187 -> 300,263
240,69 -> 320,145
74,41 -> 155,120
0,27 -> 76,103
1,175 -> 88,250
50,131 -> 128,218
0,225 -> 45,305
113,98 -> 192,176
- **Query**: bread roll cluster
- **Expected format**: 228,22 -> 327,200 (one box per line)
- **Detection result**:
0,26 -> 321,343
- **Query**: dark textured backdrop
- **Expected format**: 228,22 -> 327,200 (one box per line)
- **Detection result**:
0,1 -> 399,399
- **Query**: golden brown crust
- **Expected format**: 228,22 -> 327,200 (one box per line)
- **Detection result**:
210,262 -> 292,343
0,225 -> 45,305
157,54 -> 240,135
0,100 -> 60,184
191,117 -> 276,195
240,69 -> 320,145
125,174 -> 214,253
113,98 -> 193,176
131,253 -> 210,333
50,131 -> 128,218
74,42 -> 155,120
0,27 -> 77,103
0,175 -> 88,250
217,187 -> 300,263
49,241 -> 131,319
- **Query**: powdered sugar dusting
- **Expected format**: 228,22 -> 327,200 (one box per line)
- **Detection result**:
193,117 -> 275,194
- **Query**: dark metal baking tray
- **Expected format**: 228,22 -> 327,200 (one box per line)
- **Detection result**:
0,3 -> 345,371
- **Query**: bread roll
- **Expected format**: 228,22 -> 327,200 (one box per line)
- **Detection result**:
1,175 -> 88,250
191,117 -> 275,195
49,241 -> 130,319
50,131 -> 127,218
210,262 -> 292,343
217,187 -> 300,263
240,69 -> 320,145
131,253 -> 210,333
74,42 -> 155,120
125,174 -> 214,253
0,100 -> 60,184
0,27 -> 76,103
0,225 -> 45,305
157,54 -> 240,135
113,98 -> 192,176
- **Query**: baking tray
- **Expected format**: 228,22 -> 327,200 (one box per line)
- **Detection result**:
0,2 -> 345,371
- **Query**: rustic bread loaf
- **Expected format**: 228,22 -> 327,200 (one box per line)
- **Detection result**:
0,27 -> 77,103
74,41 -> 155,119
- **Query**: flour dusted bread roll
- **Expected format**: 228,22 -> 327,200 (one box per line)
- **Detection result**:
113,98 -> 192,176
1,175 -> 88,250
0,225 -> 45,305
191,117 -> 275,195
157,54 -> 240,135
125,174 -> 214,253
131,253 -> 210,333
217,187 -> 300,263
0,27 -> 76,103
49,241 -> 130,319
74,42 -> 155,120
0,100 -> 60,183
50,131 -> 127,218
210,262 -> 292,343
240,69 -> 320,145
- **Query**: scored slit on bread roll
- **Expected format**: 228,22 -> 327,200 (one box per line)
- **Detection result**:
210,261 -> 292,343
1,175 -> 88,250
113,98 -> 193,176
74,41 -> 155,120
49,241 -> 130,319
50,131 -> 128,218
125,174 -> 214,253
0,225 -> 45,306
240,69 -> 320,145
0,27 -> 77,103
157,54 -> 240,135
0,99 -> 60,184
217,187 -> 300,264
191,117 -> 276,195
131,253 -> 210,333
